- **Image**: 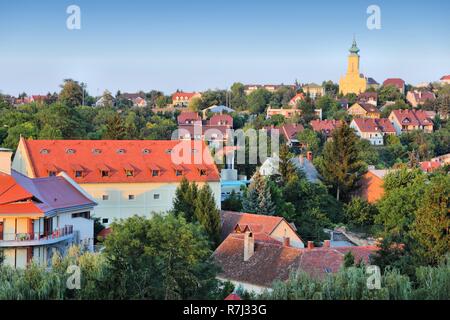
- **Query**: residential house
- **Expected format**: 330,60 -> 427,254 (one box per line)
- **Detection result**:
12,138 -> 221,226
213,231 -> 377,293
202,105 -> 234,119
388,109 -> 434,134
406,90 -> 436,108
279,123 -> 304,147
367,77 -> 380,90
244,84 -> 295,95
383,78 -> 406,94
177,112 -> 233,145
440,75 -> 450,85
302,83 -> 324,99
220,211 -> 304,248
266,107 -> 322,120
357,92 -> 378,106
171,91 -> 202,107
121,93 -> 147,107
359,169 -> 395,203
347,102 -> 381,118
288,93 -> 305,107
310,119 -> 343,139
259,153 -> 319,183
0,148 -> 96,268
350,118 -> 396,146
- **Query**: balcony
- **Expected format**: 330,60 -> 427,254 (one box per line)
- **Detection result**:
0,225 -> 74,247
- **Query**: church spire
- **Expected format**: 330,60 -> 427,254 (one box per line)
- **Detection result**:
349,36 -> 360,55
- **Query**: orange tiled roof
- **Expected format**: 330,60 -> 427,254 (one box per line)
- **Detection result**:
21,139 -> 220,184
352,118 -> 396,133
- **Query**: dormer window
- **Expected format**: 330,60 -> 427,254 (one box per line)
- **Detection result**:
142,149 -> 151,155
40,149 -> 50,155
101,170 -> 109,177
199,168 -> 208,176
75,170 -> 83,178
48,170 -> 57,177
117,149 -> 126,155
152,170 -> 160,177
125,169 -> 134,177
66,148 -> 76,155
175,170 -> 183,176
92,149 -> 102,155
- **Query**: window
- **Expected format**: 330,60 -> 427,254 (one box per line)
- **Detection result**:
175,170 -> 183,176
117,149 -> 126,154
72,212 -> 90,219
40,149 -> 49,155
153,194 -> 160,200
101,170 -> 109,177
152,170 -> 160,177
199,169 -> 207,176
75,170 -> 83,178
48,171 -> 57,177
102,195 -> 109,201
92,149 -> 102,155
142,149 -> 151,155
66,149 -> 76,155
102,218 -> 109,224
125,170 -> 134,177
128,195 -> 135,200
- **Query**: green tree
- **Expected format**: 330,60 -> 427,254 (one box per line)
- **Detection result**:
222,190 -> 243,212
59,79 -> 83,108
319,123 -> 366,201
243,171 -> 275,215
194,184 -> 221,246
410,175 -> 450,266
343,251 -> 355,268
297,129 -> 321,155
278,144 -> 296,184
104,113 -> 127,140
343,197 -> 378,228
103,214 -> 219,299
246,88 -> 271,114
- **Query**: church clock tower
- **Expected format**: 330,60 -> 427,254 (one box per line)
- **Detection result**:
339,38 -> 367,95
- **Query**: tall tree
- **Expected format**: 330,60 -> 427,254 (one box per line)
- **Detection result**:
279,144 -> 296,184
194,184 -> 221,246
319,123 -> 365,201
243,171 -> 275,215
59,79 -> 83,108
410,175 -> 450,266
104,113 -> 127,140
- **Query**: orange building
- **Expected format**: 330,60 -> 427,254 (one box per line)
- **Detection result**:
359,169 -> 394,203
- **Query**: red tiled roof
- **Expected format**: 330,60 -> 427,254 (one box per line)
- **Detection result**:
208,114 -> 233,127
224,293 -> 241,300
289,93 -> 305,105
281,123 -> 304,141
409,91 -> 436,104
420,161 -> 442,172
172,92 -> 198,101
383,78 -> 405,90
358,103 -> 380,113
213,235 -> 378,287
21,139 -> 220,183
391,109 -> 433,127
440,75 -> 450,81
310,120 -> 343,135
98,227 -> 112,239
0,171 -> 95,216
220,211 -> 300,243
352,118 -> 396,133
177,112 -> 201,124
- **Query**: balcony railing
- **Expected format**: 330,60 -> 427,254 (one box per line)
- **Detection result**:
0,225 -> 74,244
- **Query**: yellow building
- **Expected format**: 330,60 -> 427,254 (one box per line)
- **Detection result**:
339,38 -> 367,95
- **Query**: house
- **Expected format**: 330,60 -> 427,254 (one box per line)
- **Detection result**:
383,78 -> 406,94
244,84 -> 295,95
440,75 -> 450,85
350,118 -> 396,146
120,93 -> 147,107
220,211 -> 304,248
339,38 -> 367,95
29,95 -> 47,103
171,91 -> 202,107
419,161 -> 443,173
301,83 -> 324,99
0,148 -> 96,269
367,78 -> 380,90
347,102 -> 381,118
288,93 -> 305,107
310,120 -> 343,139
279,123 -> 304,147
12,138 -> 221,226
177,111 -> 202,125
266,107 -> 322,120
259,153 -> 319,183
406,90 -> 436,108
388,109 -> 434,134
359,169 -> 395,203
95,96 -> 115,108
213,231 -> 377,293
358,92 -> 378,106
202,105 -> 234,119
338,98 -> 349,109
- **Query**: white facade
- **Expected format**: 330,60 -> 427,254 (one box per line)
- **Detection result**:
350,120 -> 385,146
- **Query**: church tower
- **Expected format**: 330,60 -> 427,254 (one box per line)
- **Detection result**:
339,37 -> 367,95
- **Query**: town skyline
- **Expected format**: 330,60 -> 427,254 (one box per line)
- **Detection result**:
1,0 -> 449,95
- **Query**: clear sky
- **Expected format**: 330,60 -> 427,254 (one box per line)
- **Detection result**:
0,0 -> 449,96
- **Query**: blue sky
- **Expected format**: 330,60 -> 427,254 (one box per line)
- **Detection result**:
0,0 -> 449,96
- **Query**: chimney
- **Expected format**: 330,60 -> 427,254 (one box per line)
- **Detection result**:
306,151 -> 313,162
307,241 -> 314,250
0,148 -> 13,175
283,237 -> 290,247
244,231 -> 255,261
323,240 -> 331,248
